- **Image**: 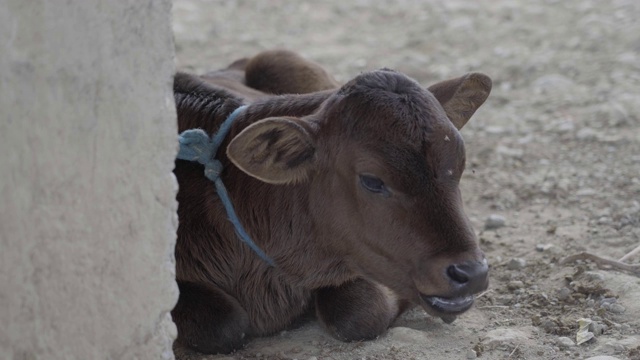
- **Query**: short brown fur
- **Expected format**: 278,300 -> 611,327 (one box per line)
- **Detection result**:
173,50 -> 492,354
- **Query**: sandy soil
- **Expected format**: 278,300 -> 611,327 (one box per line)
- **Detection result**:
171,1 -> 640,359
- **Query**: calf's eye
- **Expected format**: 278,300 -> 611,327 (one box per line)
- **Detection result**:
359,174 -> 389,196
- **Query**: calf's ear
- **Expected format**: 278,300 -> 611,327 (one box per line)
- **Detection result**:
227,117 -> 316,184
427,72 -> 492,130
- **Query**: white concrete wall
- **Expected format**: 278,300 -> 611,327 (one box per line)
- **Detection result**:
0,1 -> 178,359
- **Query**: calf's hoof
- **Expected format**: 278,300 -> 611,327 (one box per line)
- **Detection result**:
172,281 -> 249,354
315,278 -> 400,342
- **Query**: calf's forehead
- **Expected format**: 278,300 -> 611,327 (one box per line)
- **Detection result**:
330,70 -> 457,150
320,70 -> 467,188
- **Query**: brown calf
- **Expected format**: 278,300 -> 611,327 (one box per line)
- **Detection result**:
172,50 -> 492,354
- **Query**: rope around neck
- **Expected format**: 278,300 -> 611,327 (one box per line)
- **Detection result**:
177,105 -> 275,266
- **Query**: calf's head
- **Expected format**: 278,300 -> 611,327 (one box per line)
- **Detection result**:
227,69 -> 491,321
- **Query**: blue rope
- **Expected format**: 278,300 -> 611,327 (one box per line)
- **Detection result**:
177,105 -> 275,266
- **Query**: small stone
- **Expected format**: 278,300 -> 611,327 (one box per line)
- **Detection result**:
584,356 -> 622,360
589,321 -> 607,335
485,214 -> 506,230
514,289 -> 525,296
576,127 -> 599,140
541,319 -> 557,332
556,121 -> 575,133
601,341 -> 627,352
466,349 -> 477,359
557,287 -> 572,300
507,258 -> 527,270
496,145 -> 524,158
536,243 -> 554,252
600,297 -> 617,306
307,357 -> 318,360
557,336 -> 575,348
533,74 -> 574,93
487,125 -> 508,134
508,280 -> 525,290
584,271 -> 605,281
609,304 -> 626,314
576,188 -> 597,196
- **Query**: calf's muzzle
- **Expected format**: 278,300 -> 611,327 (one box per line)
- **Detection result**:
418,257 -> 489,323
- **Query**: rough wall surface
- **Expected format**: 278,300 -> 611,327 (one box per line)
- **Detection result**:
0,1 -> 178,359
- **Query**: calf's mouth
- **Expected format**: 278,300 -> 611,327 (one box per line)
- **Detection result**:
419,293 -> 476,323
415,258 -> 489,323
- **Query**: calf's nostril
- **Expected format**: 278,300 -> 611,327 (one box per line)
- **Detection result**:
446,264 -> 469,284
445,261 -> 490,293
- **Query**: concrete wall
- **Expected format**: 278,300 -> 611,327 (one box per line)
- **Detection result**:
0,1 -> 178,359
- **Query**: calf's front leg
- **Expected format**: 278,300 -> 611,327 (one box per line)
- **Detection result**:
172,281 -> 250,354
315,278 -> 405,341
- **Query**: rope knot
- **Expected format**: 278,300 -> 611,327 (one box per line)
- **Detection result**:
204,160 -> 223,181
177,129 -> 225,181
177,129 -> 215,164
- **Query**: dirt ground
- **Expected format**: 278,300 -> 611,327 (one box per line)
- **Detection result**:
171,1 -> 640,359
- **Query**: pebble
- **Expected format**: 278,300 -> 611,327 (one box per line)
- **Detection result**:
507,258 -> 526,270
620,324 -> 631,333
601,341 -> 626,353
557,336 -> 575,348
576,127 -> 599,140
600,297 -> 617,306
609,303 -> 626,314
536,244 -> 562,254
466,349 -> 477,359
584,357 -> 622,360
557,287 -> 572,300
583,271 -> 605,281
496,145 -> 524,158
307,357 -> 318,360
508,280 -> 524,290
533,74 -> 575,97
589,321 -> 608,335
576,188 -> 597,196
540,319 -> 557,333
485,214 -> 506,230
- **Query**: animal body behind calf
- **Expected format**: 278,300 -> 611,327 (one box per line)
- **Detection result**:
172,50 -> 492,355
